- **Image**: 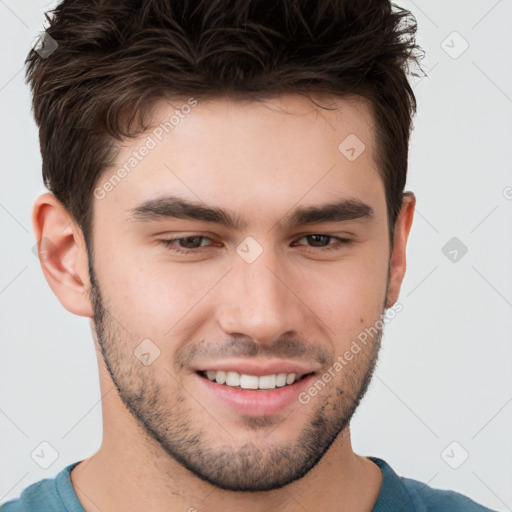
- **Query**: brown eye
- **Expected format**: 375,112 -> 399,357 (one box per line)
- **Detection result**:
292,234 -> 353,251
303,234 -> 333,247
161,236 -> 214,254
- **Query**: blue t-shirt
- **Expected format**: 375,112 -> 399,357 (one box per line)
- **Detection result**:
0,456 -> 498,511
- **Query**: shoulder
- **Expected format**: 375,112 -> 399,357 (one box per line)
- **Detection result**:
1,477 -> 57,512
369,456 -> 498,512
0,462 -> 82,512
399,474 -> 498,512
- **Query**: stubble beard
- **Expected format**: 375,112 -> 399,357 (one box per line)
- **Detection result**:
87,258 -> 384,491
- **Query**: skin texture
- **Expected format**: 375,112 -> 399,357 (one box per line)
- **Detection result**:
33,94 -> 415,512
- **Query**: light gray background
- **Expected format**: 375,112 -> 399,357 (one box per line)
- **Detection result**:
1,1 -> 511,510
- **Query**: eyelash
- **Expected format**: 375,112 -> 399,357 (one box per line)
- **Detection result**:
160,234 -> 354,255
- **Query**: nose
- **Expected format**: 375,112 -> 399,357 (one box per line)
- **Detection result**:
215,243 -> 306,346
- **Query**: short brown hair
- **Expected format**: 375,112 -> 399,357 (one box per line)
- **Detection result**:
25,0 -> 423,247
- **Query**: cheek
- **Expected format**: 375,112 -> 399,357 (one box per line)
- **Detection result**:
94,229 -> 388,344
294,251 -> 388,335
96,246 -> 222,339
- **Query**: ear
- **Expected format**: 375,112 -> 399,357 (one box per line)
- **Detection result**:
385,192 -> 415,308
32,192 -> 93,317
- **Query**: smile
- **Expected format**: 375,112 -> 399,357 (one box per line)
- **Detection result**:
198,370 -> 311,390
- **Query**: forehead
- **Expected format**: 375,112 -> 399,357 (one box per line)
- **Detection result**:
94,93 -> 385,227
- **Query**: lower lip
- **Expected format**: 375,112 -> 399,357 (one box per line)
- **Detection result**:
196,372 -> 316,416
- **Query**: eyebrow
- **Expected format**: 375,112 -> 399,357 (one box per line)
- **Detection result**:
128,195 -> 374,230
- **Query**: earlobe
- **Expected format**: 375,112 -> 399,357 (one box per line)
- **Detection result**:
32,193 -> 94,317
385,192 -> 416,308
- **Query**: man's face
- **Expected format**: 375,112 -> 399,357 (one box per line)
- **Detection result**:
88,94 -> 391,491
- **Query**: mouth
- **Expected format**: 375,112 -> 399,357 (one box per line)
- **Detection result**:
197,369 -> 314,390
195,368 -> 317,416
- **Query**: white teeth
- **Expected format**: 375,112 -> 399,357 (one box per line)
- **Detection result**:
203,370 -> 303,389
226,371 -> 240,386
286,373 -> 296,385
276,373 -> 287,387
239,374 -> 259,389
258,374 -> 276,389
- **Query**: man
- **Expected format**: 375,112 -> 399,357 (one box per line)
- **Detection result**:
1,0 -> 497,511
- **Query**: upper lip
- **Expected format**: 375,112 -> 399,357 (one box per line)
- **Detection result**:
194,359 -> 319,378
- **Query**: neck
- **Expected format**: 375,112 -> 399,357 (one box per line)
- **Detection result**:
71,418 -> 381,511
